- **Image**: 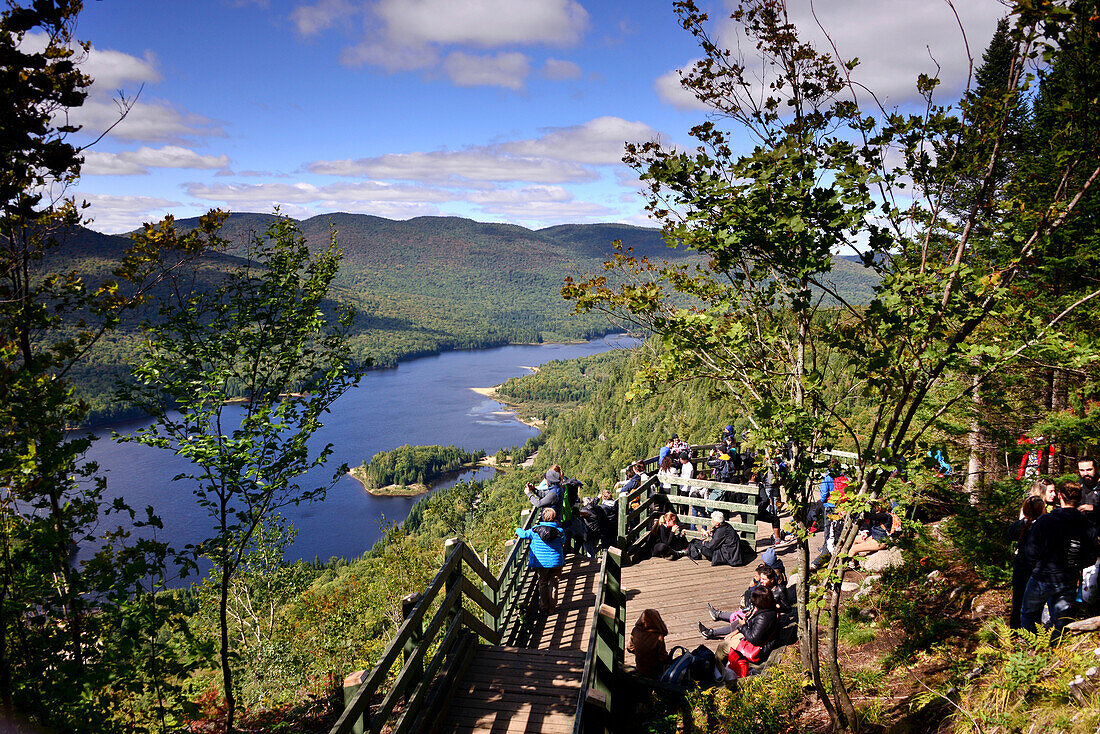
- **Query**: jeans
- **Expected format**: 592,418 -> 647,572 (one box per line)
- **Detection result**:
1019,575 -> 1076,634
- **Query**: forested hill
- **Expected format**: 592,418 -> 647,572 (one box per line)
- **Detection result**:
63,213 -> 876,422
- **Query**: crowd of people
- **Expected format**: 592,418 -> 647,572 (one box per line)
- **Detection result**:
1007,458 -> 1100,636
515,429 -> 1100,687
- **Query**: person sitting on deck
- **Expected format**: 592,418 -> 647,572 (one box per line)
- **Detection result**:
515,507 -> 565,614
688,511 -> 754,567
714,586 -> 780,680
649,511 -> 688,559
699,563 -> 788,639
627,608 -> 670,678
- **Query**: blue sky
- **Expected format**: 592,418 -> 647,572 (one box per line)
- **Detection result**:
58,0 -> 1007,233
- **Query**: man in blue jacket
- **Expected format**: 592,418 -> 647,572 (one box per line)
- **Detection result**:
1020,482 -> 1099,635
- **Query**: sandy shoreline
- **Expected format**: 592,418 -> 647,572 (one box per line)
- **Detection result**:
470,381 -> 544,429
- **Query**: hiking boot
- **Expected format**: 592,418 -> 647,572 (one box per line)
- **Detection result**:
707,602 -> 722,621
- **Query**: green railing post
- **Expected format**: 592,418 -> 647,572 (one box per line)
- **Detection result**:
401,591 -> 424,691
616,499 -> 627,552
444,538 -> 462,628
341,670 -> 367,734
480,549 -> 497,636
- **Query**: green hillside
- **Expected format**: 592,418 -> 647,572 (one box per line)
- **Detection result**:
64,213 -> 877,422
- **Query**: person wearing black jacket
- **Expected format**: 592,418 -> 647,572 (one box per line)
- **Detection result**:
1006,495 -> 1046,629
1020,482 -> 1099,635
688,511 -> 753,566
714,586 -> 779,679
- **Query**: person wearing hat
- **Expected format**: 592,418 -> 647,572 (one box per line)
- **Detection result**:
525,467 -> 565,519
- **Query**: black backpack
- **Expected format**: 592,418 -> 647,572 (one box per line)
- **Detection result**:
534,523 -> 561,543
659,645 -> 717,688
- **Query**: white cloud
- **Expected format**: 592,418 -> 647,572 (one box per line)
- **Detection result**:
442,51 -> 529,89
82,46 -> 161,91
185,180 -> 456,204
307,149 -> 596,184
786,0 -> 1005,104
654,63 -> 710,111
182,180 -> 452,220
67,99 -> 225,143
542,58 -> 582,80
374,0 -> 588,47
75,192 -> 183,234
467,185 -> 573,205
292,0 -> 358,34
503,116 -> 660,165
474,198 -> 616,224
658,1 -> 1006,112
83,146 -> 230,175
316,200 -> 442,218
303,0 -> 588,87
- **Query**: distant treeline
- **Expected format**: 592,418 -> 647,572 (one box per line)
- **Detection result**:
358,444 -> 484,488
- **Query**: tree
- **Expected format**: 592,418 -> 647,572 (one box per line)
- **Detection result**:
564,1 -> 1100,728
124,215 -> 361,732
0,2 -> 210,729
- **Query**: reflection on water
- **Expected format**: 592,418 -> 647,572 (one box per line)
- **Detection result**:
82,335 -> 634,573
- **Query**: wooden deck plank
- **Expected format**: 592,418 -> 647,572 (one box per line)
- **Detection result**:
621,525 -> 797,659
435,553 -> 601,734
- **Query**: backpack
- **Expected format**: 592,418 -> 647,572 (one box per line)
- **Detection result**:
658,645 -> 717,688
688,644 -> 717,682
658,646 -> 695,687
534,524 -> 561,543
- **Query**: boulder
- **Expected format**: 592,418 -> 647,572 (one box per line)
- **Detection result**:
859,547 -> 903,572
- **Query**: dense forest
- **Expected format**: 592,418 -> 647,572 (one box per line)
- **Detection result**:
49,215 -> 878,424
354,444 -> 484,489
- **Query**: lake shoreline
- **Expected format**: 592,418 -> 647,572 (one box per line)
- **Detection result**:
347,459 -> 493,497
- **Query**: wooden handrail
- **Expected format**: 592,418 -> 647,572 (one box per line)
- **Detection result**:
330,508 -> 541,734
573,547 -> 622,734
615,471 -> 764,562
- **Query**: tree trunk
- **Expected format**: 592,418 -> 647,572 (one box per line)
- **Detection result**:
220,565 -> 236,733
964,369 -> 985,502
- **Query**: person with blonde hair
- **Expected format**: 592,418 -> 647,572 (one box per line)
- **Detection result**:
515,507 -> 565,613
650,510 -> 687,558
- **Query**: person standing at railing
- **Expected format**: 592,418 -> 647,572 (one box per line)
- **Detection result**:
680,450 -> 706,527
525,467 -> 565,519
515,507 -> 566,614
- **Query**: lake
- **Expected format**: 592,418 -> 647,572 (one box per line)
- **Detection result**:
82,334 -> 634,576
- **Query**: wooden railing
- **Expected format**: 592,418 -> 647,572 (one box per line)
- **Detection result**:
573,547 -> 623,734
330,509 -> 538,734
617,473 -> 761,562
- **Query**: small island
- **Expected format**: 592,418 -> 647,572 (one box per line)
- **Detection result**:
350,444 -> 485,496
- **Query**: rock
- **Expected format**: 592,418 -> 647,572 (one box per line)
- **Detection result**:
1065,615 -> 1100,633
861,574 -> 881,587
974,604 -> 986,616
856,607 -> 877,621
840,581 -> 860,592
926,569 -> 941,582
859,548 -> 903,572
